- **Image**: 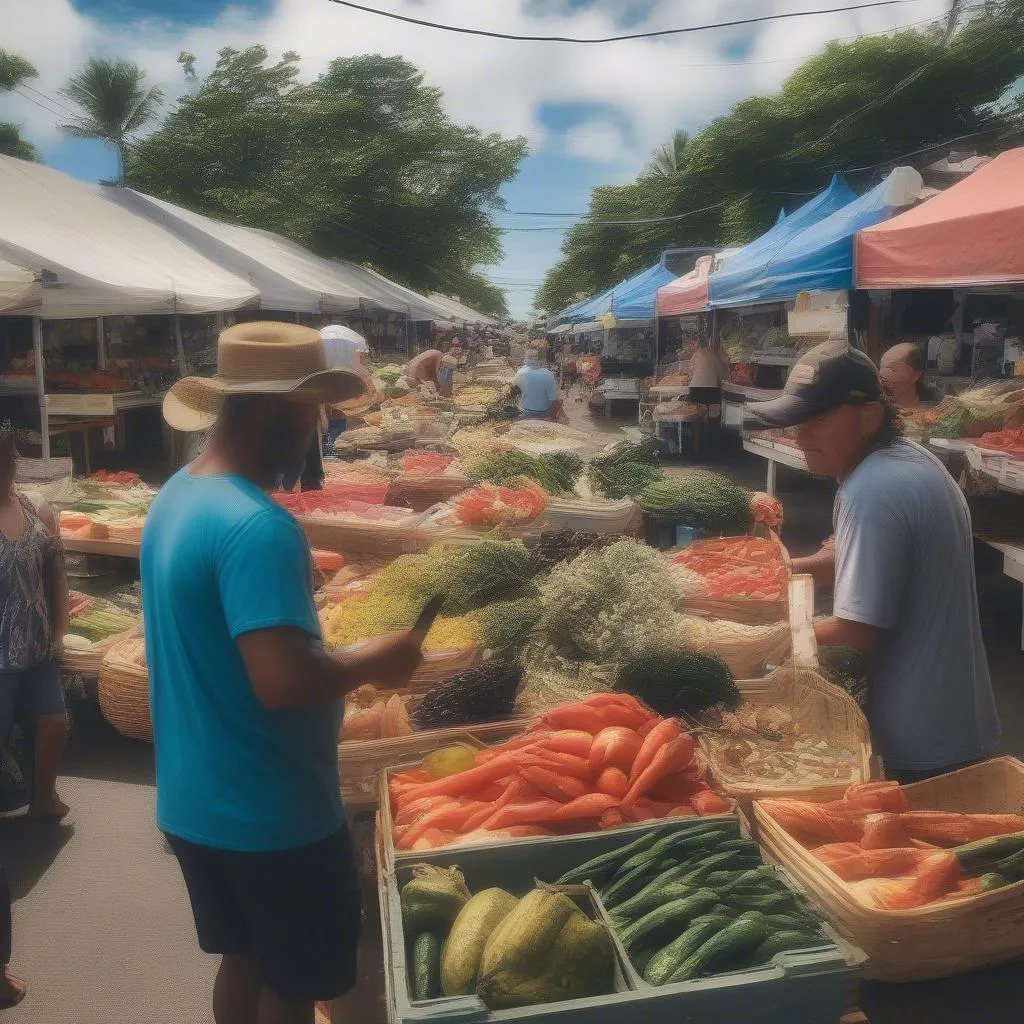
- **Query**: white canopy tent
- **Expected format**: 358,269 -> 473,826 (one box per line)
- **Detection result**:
0,156 -> 259,317
427,292 -> 499,327
0,259 -> 39,314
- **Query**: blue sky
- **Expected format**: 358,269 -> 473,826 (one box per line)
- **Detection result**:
1,0 -> 951,317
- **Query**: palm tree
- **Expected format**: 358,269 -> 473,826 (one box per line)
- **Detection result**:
0,49 -> 39,160
58,58 -> 164,185
647,130 -> 689,177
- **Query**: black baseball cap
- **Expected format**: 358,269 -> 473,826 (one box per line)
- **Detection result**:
747,340 -> 883,428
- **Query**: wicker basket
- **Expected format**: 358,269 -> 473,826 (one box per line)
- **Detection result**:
754,757 -> 1024,981
97,636 -> 151,742
60,628 -> 136,679
698,663 -> 872,823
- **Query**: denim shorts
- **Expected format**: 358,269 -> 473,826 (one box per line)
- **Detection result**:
0,659 -> 66,735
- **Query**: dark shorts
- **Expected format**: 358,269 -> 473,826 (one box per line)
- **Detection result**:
687,386 -> 721,405
166,828 -> 362,1002
0,659 -> 65,735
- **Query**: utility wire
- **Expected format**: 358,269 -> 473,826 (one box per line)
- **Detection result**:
325,0 -> 921,44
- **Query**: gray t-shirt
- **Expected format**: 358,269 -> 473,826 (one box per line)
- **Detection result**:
833,439 -> 1000,771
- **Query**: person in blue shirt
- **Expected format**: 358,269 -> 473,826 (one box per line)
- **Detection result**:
143,322 -> 423,1024
513,345 -> 564,420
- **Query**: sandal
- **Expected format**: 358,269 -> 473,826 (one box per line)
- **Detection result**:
0,971 -> 26,1008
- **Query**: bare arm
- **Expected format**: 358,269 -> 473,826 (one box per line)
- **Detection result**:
813,615 -> 882,655
236,627 -> 423,711
791,536 -> 836,588
34,498 -> 69,640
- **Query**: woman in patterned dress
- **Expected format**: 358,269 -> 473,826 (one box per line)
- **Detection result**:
0,427 -> 70,820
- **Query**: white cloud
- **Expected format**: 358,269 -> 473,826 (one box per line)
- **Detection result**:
0,0 -> 953,314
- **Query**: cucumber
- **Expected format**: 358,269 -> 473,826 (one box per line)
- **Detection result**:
727,930 -> 826,971
642,914 -> 733,986
630,941 -> 660,978
411,932 -> 441,1001
953,832 -> 1024,870
718,866 -> 777,895
679,851 -> 756,887
724,890 -> 803,913
601,859 -> 672,908
664,915 -> 769,984
555,821 -> 685,885
618,889 -> 719,951
718,838 -> 762,856
611,879 -> 703,925
617,823 -> 736,874
761,912 -> 822,932
611,857 -> 712,921
979,871 -> 1010,891
994,849 -> 1024,882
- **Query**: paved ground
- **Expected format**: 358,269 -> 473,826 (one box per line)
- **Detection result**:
2,418 -> 1023,1022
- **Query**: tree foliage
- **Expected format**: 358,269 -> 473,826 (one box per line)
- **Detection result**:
127,47 -> 527,318
0,48 -> 38,160
536,2 -> 1024,313
59,58 -> 164,184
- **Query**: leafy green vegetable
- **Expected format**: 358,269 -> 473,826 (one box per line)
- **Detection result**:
614,649 -> 740,716
468,449 -> 583,495
436,540 -> 537,614
475,593 -> 543,651
638,472 -> 751,532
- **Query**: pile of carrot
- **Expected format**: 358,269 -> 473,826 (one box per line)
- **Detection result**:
453,480 -> 548,529
389,694 -> 730,852
672,536 -> 788,602
762,781 -> 1024,910
974,429 -> 1024,458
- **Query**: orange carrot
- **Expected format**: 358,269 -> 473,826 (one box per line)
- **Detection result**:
629,718 -> 682,784
649,770 -> 707,804
623,735 -> 694,809
410,828 -> 451,851
399,800 -> 481,849
825,848 -> 929,882
526,751 -> 595,780
861,813 -> 912,850
547,792 -> 620,822
531,730 -> 595,759
462,780 -> 520,833
600,806 -> 626,830
812,842 -> 864,864
481,799 -> 562,831
690,790 -> 731,816
517,765 -> 587,803
588,727 -> 642,776
596,767 -> 630,799
870,851 -> 961,909
395,796 -> 449,826
392,753 -> 520,801
540,703 -> 607,734
592,704 -> 654,731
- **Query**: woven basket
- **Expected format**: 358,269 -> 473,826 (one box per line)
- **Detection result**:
97,637 -> 151,743
60,628 -> 136,679
698,663 -> 872,822
754,757 -> 1024,981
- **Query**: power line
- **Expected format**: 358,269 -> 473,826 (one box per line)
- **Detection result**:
325,0 -> 922,43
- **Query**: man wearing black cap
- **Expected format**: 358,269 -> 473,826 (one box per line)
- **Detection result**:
750,340 -> 1000,782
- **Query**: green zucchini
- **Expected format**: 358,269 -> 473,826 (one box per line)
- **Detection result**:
729,930 -> 826,971
602,859 -> 673,908
618,889 -> 719,951
679,851 -> 756,886
718,838 -> 762,856
611,879 -> 703,924
642,914 -> 733,986
979,872 -> 1010,891
664,915 -> 769,984
953,831 -> 1024,870
630,941 -> 660,978
555,822 -> 686,885
617,824 -> 736,874
761,912 -> 822,932
724,890 -> 803,913
718,866 -> 777,894
411,932 -> 441,1001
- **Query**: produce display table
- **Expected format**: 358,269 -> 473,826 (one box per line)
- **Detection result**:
721,383 -> 780,431
977,536 -> 1024,649
47,416 -> 117,475
742,437 -> 809,495
62,536 -> 140,559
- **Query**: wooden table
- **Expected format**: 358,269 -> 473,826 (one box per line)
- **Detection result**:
48,416 -> 117,475
742,436 -> 810,495
62,535 -> 140,559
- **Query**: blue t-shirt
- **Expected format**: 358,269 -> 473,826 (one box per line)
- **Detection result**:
833,440 -> 1000,771
513,365 -> 558,414
140,469 -> 345,852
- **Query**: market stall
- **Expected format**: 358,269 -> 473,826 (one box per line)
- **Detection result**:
0,155 -> 258,480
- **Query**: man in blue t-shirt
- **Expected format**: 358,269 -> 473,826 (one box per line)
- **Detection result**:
513,347 -> 562,420
751,341 -> 999,782
142,322 -> 423,1024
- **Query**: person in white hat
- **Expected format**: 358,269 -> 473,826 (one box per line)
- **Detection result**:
143,322 -> 423,1024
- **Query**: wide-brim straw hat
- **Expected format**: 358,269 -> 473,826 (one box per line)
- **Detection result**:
163,321 -> 372,432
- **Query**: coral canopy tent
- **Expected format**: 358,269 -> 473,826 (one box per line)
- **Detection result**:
855,148 -> 1024,289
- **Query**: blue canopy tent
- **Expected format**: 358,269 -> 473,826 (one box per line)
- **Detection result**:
709,175 -> 858,308
557,257 -> 678,325
727,167 -> 923,305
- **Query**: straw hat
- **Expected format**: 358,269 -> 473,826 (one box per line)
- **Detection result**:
163,321 -> 371,432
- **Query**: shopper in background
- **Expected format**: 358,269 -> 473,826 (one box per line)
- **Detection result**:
879,342 -> 932,411
0,425 -> 70,821
145,322 -> 424,1024
319,324 -> 373,456
752,340 -> 999,783
401,348 -> 444,391
514,343 -> 565,422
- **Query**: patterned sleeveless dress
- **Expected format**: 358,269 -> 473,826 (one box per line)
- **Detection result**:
0,494 -> 55,673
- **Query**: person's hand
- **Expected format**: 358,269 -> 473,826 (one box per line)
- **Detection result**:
347,630 -> 424,689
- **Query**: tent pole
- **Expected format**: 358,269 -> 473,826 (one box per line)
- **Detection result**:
174,314 -> 188,376
654,313 -> 661,380
96,316 -> 106,369
32,317 -> 50,468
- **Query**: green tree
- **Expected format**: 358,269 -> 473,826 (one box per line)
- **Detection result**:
59,57 -> 164,184
647,130 -> 689,177
0,48 -> 39,160
537,1 -> 1024,313
127,47 -> 526,318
